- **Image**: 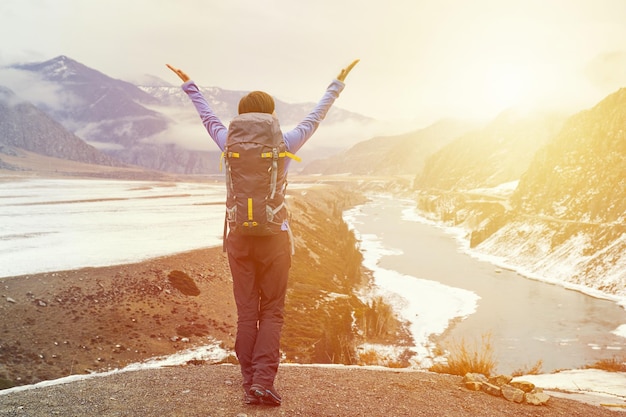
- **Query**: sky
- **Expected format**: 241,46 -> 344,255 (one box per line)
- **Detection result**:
1,0 -> 626,128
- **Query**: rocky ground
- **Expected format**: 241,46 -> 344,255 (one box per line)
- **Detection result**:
0,172 -> 624,415
0,247 -> 624,416
1,361 -> 623,416
0,246 -> 237,388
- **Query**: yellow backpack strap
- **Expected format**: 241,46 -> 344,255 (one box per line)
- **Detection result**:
282,151 -> 301,162
261,151 -> 301,162
221,151 -> 241,171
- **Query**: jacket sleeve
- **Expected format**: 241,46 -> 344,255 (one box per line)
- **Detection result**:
182,81 -> 228,151
283,79 -> 345,153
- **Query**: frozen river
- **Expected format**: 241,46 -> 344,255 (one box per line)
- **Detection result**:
344,194 -> 626,374
0,178 -> 225,278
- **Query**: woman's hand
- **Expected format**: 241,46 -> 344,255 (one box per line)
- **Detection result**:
337,59 -> 359,82
166,64 -> 190,83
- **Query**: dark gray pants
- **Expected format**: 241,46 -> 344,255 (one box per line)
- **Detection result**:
226,231 -> 291,389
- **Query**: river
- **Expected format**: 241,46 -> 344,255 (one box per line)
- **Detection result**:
3,179 -> 625,374
344,194 -> 626,374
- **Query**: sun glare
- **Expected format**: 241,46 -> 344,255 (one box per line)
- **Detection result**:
484,63 -> 532,111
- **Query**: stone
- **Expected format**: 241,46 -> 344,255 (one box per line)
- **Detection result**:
6,297 -> 16,303
488,374 -> 512,387
463,373 -> 488,391
465,381 -> 482,391
525,390 -> 550,406
480,382 -> 502,397
510,380 -> 535,393
501,384 -> 525,403
463,373 -> 488,384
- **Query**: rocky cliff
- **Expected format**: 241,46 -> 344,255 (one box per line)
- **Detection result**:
414,90 -> 626,299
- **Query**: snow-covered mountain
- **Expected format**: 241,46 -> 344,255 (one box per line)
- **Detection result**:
3,55 -> 371,174
12,55 -> 167,148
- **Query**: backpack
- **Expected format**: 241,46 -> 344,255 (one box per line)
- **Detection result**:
222,112 -> 299,239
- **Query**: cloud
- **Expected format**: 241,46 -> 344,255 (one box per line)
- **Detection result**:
0,67 -> 84,112
142,109 -> 410,155
140,111 -> 217,152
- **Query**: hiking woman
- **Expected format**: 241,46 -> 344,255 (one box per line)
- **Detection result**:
167,59 -> 358,406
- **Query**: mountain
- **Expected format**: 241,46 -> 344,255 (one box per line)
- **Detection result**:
0,85 -> 122,169
477,89 -> 626,296
6,56 -> 372,174
512,89 -> 626,223
412,89 -> 626,298
301,119 -> 475,176
415,109 -> 567,190
11,55 -> 168,149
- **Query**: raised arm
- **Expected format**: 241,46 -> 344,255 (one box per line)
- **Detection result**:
166,64 -> 228,150
283,59 -> 359,153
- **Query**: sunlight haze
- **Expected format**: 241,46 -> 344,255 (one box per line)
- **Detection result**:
1,0 -> 626,128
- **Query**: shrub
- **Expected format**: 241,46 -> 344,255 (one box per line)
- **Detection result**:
357,296 -> 397,341
430,332 -> 497,377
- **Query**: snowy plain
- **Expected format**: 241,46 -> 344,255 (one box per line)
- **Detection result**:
0,178 -> 225,278
0,178 -> 625,406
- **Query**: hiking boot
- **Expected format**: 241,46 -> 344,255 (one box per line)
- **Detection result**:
243,390 -> 261,405
249,383 -> 282,406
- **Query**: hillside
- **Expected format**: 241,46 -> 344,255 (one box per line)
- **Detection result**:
301,119 -> 474,176
476,88 -> 626,297
413,89 -> 626,299
512,88 -> 626,223
0,86 -> 122,169
415,109 -> 566,190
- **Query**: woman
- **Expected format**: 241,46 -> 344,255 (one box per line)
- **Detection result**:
167,59 -> 358,406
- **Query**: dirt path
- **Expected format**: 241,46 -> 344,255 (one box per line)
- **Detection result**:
1,363 -> 622,417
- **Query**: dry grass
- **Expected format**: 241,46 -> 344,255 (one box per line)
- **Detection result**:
585,356 -> 626,372
430,333 -> 497,377
511,360 -> 544,377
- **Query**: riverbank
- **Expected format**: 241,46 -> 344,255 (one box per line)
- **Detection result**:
343,193 -> 626,375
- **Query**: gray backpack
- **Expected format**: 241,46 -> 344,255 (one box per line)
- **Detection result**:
222,113 -> 298,238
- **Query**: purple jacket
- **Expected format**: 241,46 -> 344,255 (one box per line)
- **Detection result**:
181,79 -> 345,156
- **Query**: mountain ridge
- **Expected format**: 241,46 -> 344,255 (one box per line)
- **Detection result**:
3,55 -> 373,174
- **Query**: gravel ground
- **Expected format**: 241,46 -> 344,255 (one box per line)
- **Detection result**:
0,363 -> 622,417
